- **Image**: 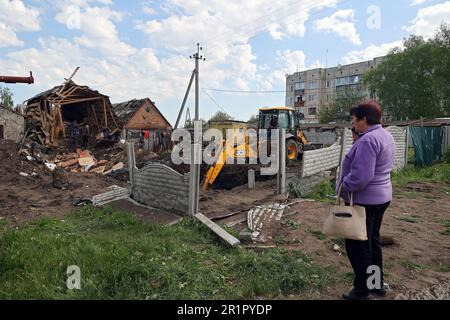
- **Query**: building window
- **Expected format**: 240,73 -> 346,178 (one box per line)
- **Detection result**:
326,80 -> 331,88
308,107 -> 317,116
294,82 -> 305,90
336,75 -> 362,86
308,81 -> 317,89
308,94 -> 316,102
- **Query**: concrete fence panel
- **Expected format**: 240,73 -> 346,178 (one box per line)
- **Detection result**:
386,126 -> 407,171
131,163 -> 189,214
302,128 -> 353,178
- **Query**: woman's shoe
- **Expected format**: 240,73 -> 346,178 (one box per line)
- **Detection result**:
342,289 -> 370,300
369,282 -> 389,297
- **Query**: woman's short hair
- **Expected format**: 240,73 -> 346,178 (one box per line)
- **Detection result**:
350,101 -> 382,125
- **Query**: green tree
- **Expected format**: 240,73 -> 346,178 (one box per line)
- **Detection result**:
184,118 -> 206,128
0,85 -> 14,109
364,23 -> 450,120
319,85 -> 366,123
208,111 -> 234,122
248,114 -> 259,124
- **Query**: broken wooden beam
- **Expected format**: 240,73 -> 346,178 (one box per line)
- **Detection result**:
194,213 -> 240,247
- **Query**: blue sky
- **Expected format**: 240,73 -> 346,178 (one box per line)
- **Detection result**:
1,0 -> 449,124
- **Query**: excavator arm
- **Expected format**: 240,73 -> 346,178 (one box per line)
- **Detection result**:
202,140 -> 251,191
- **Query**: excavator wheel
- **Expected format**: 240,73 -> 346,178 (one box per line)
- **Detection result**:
286,139 -> 300,164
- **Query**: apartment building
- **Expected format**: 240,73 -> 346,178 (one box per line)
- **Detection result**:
285,57 -> 384,123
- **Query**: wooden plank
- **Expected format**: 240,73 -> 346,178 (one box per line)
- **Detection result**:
57,105 -> 66,137
103,98 -> 108,128
91,105 -> 100,131
194,213 -> 240,247
59,97 -> 103,105
225,217 -> 247,227
90,166 -> 106,174
59,158 -> 79,168
107,101 -> 119,130
78,157 -> 96,167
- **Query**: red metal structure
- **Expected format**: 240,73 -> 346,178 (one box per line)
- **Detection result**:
0,71 -> 34,84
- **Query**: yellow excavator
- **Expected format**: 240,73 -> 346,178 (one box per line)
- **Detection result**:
202,107 -> 309,190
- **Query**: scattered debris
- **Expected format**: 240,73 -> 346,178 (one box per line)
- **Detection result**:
247,203 -> 287,243
91,185 -> 130,206
52,167 -> 69,189
333,244 -> 341,251
72,198 -> 93,207
19,172 -> 29,177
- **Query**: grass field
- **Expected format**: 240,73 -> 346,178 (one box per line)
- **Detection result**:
0,205 -> 336,300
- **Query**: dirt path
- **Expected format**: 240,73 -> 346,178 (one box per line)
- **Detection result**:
202,180 -> 450,300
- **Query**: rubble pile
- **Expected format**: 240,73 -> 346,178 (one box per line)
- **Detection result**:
53,148 -> 125,175
21,102 -> 64,148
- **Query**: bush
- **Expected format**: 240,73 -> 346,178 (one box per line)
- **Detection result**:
444,148 -> 450,164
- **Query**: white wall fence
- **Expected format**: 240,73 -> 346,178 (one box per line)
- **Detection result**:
301,126 -> 408,178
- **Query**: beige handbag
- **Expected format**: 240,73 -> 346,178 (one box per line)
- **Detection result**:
323,184 -> 368,241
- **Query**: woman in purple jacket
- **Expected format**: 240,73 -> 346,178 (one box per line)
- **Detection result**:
338,101 -> 395,300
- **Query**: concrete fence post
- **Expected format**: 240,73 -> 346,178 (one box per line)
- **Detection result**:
126,142 -> 136,189
277,129 -> 286,195
404,126 -> 409,167
248,169 -> 255,190
336,128 -> 347,186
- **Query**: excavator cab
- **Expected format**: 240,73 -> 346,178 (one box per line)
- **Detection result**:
258,107 -> 308,161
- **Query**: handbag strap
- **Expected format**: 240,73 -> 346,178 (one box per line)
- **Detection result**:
336,182 -> 354,206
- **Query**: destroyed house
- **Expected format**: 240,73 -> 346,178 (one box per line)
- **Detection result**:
113,98 -> 172,152
24,81 -> 120,147
0,104 -> 25,142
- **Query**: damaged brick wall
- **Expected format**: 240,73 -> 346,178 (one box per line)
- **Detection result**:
131,164 -> 189,214
0,108 -> 25,142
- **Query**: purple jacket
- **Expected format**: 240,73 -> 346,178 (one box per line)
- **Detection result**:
337,125 -> 395,205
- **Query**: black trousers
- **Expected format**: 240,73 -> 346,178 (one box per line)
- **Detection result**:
345,202 -> 390,295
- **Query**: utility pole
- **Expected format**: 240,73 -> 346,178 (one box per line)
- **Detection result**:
188,44 -> 206,215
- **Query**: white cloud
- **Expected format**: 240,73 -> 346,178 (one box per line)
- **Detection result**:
342,40 -> 404,64
404,1 -> 450,39
278,50 -> 307,74
410,0 -> 429,6
0,0 -> 41,48
313,9 -> 362,45
55,5 -> 135,58
267,22 -> 285,40
0,22 -> 23,48
142,1 -> 157,15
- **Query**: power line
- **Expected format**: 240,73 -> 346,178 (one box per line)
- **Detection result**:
201,88 -> 227,113
203,87 -> 287,94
